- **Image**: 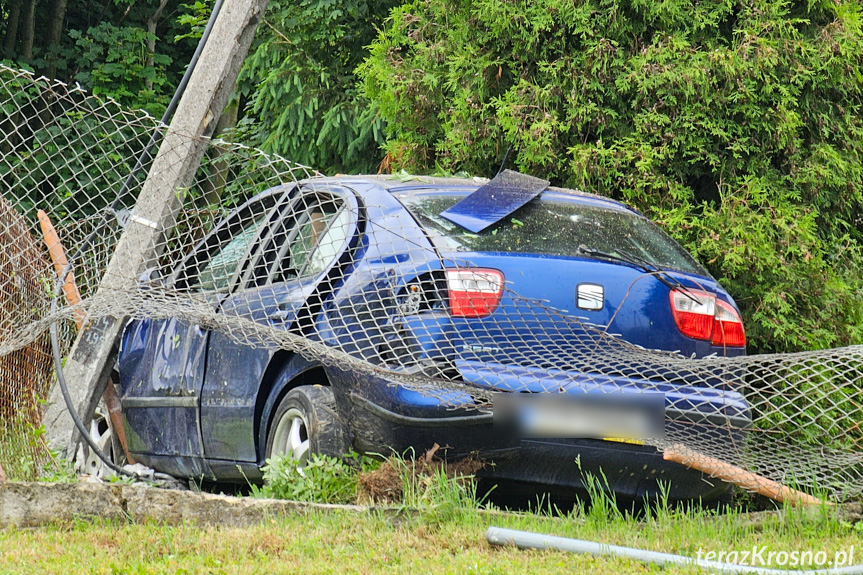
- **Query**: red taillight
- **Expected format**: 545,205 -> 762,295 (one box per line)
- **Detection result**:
669,289 -> 746,348
669,289 -> 716,340
711,299 -> 746,347
446,268 -> 504,317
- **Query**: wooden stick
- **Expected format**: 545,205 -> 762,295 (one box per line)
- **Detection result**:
38,210 -> 86,327
663,443 -> 827,507
37,210 -> 136,465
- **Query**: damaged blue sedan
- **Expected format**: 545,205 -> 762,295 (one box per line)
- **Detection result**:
117,171 -> 749,505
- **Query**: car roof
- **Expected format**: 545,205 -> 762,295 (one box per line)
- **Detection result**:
299,174 -> 640,215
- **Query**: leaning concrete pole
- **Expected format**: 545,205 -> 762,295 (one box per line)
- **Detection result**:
44,0 -> 269,457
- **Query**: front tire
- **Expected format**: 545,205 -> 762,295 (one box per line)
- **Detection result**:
266,385 -> 350,465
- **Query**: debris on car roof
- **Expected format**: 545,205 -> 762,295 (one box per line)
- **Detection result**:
440,169 -> 549,232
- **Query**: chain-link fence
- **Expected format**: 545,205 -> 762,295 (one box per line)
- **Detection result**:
0,193 -> 55,479
1,65 -> 861,500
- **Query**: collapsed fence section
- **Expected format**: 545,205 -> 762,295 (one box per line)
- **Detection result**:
0,65 -> 861,500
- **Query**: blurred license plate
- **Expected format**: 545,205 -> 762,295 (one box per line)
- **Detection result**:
493,392 -> 664,440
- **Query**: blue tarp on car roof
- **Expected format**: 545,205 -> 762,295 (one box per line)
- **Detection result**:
440,169 -> 549,232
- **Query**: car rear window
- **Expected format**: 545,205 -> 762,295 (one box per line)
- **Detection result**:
401,192 -> 709,276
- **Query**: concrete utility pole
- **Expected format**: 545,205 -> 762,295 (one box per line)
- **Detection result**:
44,0 -> 270,457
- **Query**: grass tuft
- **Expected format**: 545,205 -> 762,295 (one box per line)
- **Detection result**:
252,453 -> 360,504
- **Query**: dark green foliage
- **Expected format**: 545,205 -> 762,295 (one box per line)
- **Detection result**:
1,0 -> 201,117
69,24 -> 172,117
0,0 -> 207,234
175,1 -> 212,43
236,0 -> 400,174
359,0 -> 863,353
3,104 -> 152,219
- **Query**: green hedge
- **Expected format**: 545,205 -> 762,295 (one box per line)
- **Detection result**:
358,0 -> 863,353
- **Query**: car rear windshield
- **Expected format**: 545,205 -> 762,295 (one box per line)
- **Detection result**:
401,192 -> 710,276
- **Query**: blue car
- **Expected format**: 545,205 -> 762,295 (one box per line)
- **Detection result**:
117,172 -> 749,504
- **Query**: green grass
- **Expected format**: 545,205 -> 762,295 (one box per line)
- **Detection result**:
0,502 -> 860,574
3,449 -> 859,573
4,454 -> 862,574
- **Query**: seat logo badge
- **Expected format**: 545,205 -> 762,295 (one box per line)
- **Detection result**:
577,283 -> 604,311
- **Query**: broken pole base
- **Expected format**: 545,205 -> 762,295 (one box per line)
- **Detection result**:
44,316 -> 122,458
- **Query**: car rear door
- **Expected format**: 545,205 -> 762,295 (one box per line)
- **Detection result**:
199,184 -> 360,464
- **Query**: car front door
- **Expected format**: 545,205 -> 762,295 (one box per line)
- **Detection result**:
118,191 -> 283,475
199,185 -> 359,468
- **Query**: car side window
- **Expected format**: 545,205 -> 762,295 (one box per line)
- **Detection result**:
193,214 -> 266,292
241,190 -> 350,288
284,202 -> 336,277
275,191 -> 349,283
305,207 -> 351,277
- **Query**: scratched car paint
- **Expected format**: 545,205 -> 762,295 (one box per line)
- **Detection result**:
117,172 -> 748,504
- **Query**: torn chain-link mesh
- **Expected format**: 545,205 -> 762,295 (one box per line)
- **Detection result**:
1,65 -> 861,499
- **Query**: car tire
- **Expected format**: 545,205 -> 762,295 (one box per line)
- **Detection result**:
265,385 -> 350,465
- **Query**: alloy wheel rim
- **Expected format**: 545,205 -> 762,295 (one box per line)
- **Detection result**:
272,406 -> 310,465
84,411 -> 114,478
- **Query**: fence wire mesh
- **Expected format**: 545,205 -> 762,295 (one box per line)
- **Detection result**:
0,65 -> 861,500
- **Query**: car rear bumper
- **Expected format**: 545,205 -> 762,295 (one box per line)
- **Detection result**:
343,391 -> 734,504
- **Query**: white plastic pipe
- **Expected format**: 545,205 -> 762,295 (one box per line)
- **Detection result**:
486,527 -> 863,575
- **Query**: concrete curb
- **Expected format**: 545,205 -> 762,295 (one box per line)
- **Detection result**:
4,482 -> 855,530
0,482 -> 371,528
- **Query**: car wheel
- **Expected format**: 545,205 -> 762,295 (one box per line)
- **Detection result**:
266,385 -> 349,465
80,406 -> 124,478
